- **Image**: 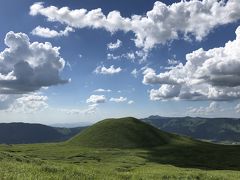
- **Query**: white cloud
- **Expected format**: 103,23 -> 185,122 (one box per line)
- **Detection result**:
128,100 -> 134,104
0,95 -> 9,102
0,95 -> 13,110
0,31 -> 68,94
187,102 -> 222,115
107,52 -> 136,61
168,59 -> 180,65
124,52 -> 135,61
6,94 -> 48,113
127,53 -> 135,60
94,65 -> 122,75
143,67 -> 178,85
135,50 -> 149,62
107,39 -> 122,50
94,88 -> 112,93
110,96 -> 127,103
149,84 -> 181,101
131,68 -> 138,78
31,26 -> 74,38
30,1 -> 240,51
86,95 -> 106,104
107,53 -> 121,60
131,66 -> 149,78
66,61 -> 72,71
143,26 -> 240,101
62,103 -> 98,115
235,103 -> 240,113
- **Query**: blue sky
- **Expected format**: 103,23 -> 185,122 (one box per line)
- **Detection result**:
0,0 -> 240,125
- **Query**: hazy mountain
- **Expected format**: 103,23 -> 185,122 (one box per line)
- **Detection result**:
0,122 -> 86,144
142,116 -> 240,144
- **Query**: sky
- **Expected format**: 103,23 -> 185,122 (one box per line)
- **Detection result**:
0,0 -> 240,126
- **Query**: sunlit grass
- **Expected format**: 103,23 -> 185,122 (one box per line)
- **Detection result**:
1,117 -> 240,179
1,143 -> 240,179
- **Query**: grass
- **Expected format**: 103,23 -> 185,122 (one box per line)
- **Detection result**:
1,143 -> 240,179
67,117 -> 194,148
1,117 -> 240,179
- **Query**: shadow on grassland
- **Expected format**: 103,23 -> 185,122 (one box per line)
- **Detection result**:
143,143 -> 240,170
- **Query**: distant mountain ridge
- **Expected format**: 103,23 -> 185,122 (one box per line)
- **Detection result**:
142,116 -> 240,144
1,116 -> 240,144
0,122 -> 86,144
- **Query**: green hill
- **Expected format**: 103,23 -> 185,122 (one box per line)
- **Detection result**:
67,117 -> 193,148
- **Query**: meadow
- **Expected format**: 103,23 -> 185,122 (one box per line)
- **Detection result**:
1,118 -> 240,180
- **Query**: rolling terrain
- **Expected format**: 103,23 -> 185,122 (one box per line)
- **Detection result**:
142,116 -> 240,144
2,116 -> 240,145
0,122 -> 85,144
0,117 -> 240,179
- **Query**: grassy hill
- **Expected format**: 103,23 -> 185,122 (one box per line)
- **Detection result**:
0,122 -> 85,144
142,116 -> 240,144
0,117 -> 240,179
67,117 -> 193,148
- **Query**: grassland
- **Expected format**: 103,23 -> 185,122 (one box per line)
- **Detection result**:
0,117 -> 240,179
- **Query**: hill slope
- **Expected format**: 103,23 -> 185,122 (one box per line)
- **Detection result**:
142,116 -> 240,143
0,122 -> 85,144
67,117 -> 193,148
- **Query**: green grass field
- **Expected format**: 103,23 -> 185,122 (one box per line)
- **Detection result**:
1,117 -> 240,179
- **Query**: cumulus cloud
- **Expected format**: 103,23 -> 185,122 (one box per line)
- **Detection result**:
143,26 -> 240,101
6,94 -> 48,113
187,102 -> 222,115
94,88 -> 112,93
31,26 -> 74,38
0,31 -> 68,94
94,65 -> 122,75
110,96 -> 127,103
107,39 -> 122,50
149,85 -> 181,101
86,95 -> 106,104
143,67 -> 180,85
30,1 -> 240,51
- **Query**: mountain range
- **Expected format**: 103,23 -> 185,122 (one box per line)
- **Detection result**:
142,116 -> 240,144
1,116 -> 240,144
0,122 -> 85,144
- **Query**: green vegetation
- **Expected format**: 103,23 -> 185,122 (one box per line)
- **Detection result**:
67,117 -> 192,148
0,117 -> 240,179
142,116 -> 240,144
